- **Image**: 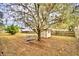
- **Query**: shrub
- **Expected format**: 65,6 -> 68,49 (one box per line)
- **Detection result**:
5,25 -> 20,35
68,25 -> 74,31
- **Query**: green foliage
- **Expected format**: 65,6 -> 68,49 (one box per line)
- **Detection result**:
5,25 -> 20,35
68,24 -> 75,31
52,4 -> 78,30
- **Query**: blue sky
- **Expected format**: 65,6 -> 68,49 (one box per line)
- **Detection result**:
0,3 -> 78,27
0,3 -> 26,28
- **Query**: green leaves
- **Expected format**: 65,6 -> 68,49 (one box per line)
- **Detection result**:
5,25 -> 20,35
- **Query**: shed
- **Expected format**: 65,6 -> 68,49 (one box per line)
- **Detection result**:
41,29 -> 52,38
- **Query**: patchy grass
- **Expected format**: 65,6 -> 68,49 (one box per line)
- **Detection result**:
0,33 -> 79,56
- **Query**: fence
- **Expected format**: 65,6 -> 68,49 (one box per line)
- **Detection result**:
21,29 -> 75,37
51,29 -> 75,37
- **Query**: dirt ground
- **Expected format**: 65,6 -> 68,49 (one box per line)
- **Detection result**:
0,33 -> 79,56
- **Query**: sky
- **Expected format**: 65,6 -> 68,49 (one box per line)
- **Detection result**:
0,3 -> 78,28
0,3 -> 26,28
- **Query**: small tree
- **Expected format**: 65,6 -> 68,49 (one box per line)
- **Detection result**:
5,25 -> 20,35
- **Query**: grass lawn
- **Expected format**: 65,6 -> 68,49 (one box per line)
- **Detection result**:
0,33 -> 79,56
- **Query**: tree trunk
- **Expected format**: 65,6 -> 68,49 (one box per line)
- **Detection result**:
37,29 -> 41,41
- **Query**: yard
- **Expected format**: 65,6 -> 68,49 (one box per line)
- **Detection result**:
0,33 -> 79,56
0,3 -> 79,56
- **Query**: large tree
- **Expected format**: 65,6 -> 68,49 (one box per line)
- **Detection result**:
52,4 -> 76,29
8,3 -> 61,41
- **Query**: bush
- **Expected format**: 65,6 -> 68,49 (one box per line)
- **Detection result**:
5,25 -> 20,35
68,25 -> 74,31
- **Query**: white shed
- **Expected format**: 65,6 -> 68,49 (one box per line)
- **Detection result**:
41,29 -> 52,38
